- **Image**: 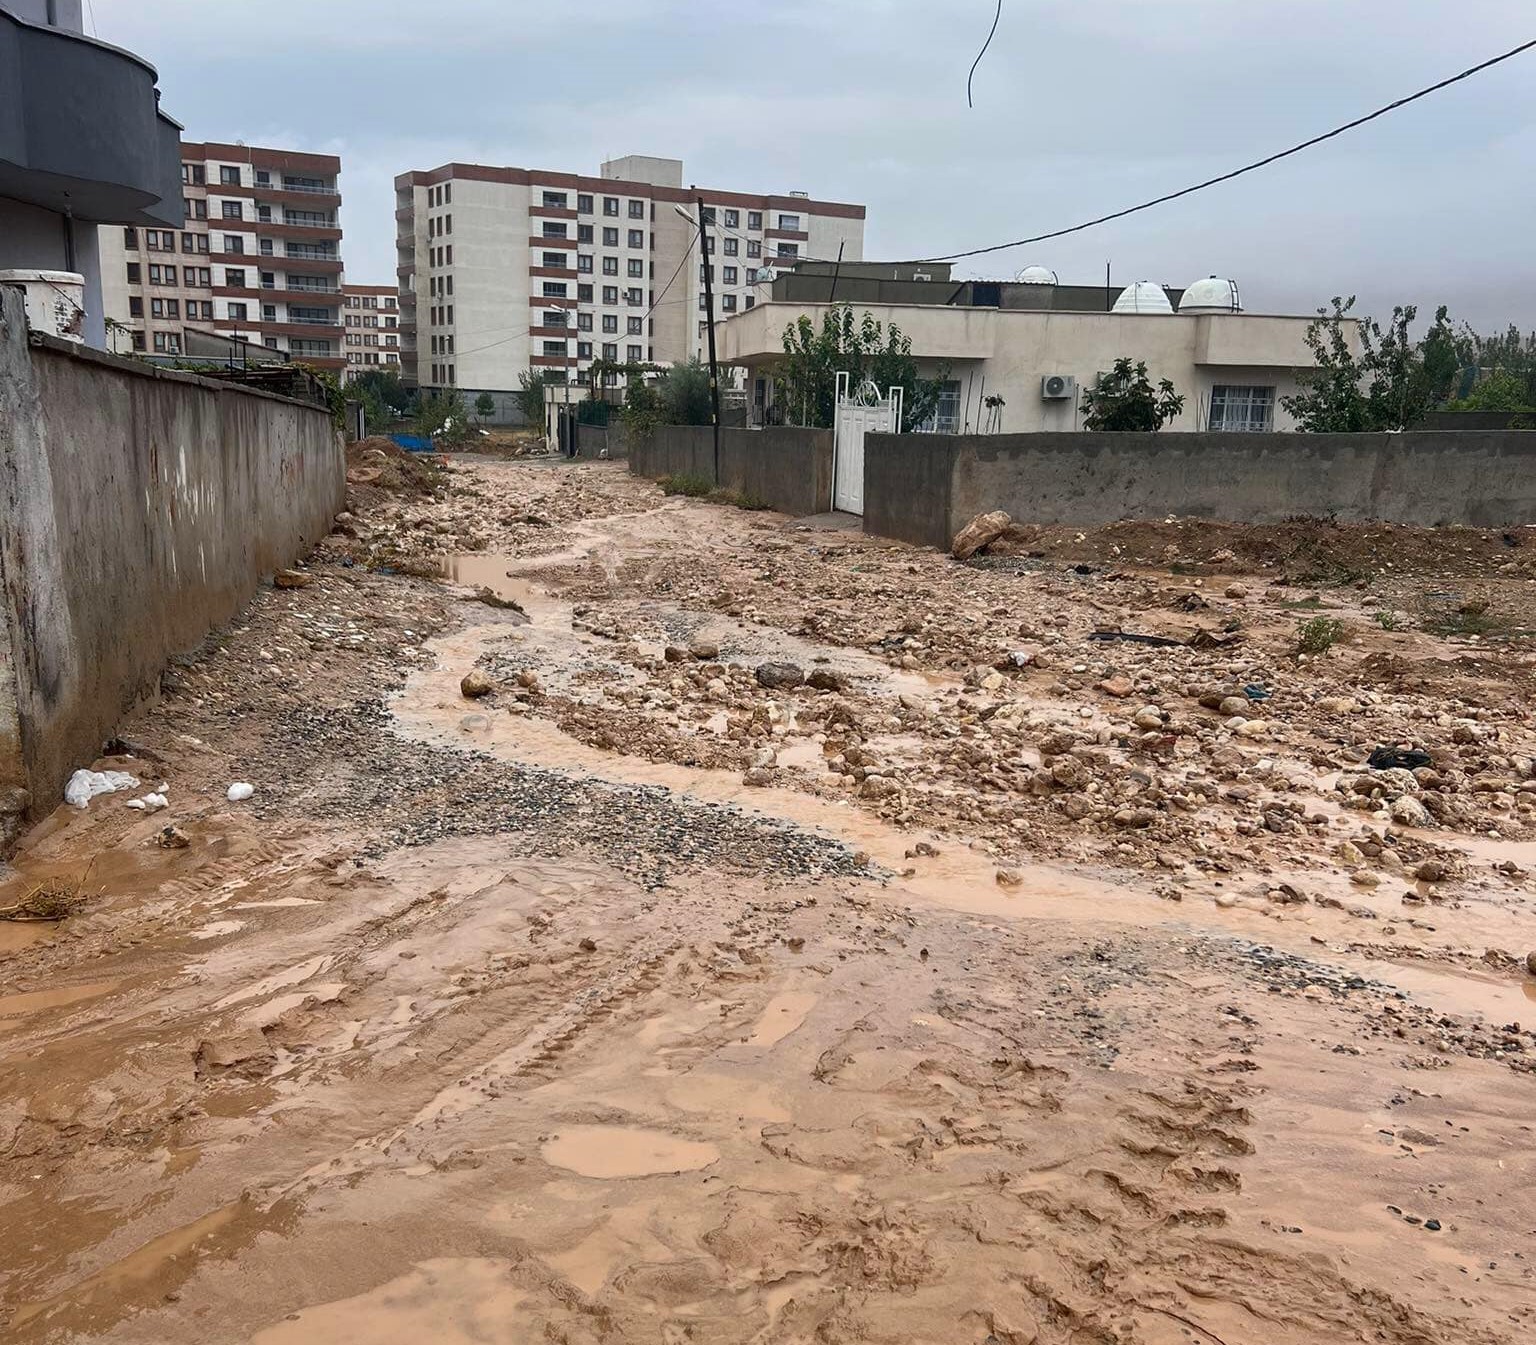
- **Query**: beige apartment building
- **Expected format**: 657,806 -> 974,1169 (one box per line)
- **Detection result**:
100,142 -> 345,372
342,283 -> 400,379
393,154 -> 865,394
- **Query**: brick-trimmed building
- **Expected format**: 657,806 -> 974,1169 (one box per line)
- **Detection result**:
393,154 -> 865,393
342,283 -> 400,381
100,141 -> 344,372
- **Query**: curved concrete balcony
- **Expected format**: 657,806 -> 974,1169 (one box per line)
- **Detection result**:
0,7 -> 182,226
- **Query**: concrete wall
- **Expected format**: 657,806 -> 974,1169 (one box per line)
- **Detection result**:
630,425 -> 832,517
0,286 -> 344,843
863,429 -> 1536,549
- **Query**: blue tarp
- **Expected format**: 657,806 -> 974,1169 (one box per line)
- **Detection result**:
389,434 -> 433,453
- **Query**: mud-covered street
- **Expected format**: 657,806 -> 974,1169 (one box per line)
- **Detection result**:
3,451 -> 1535,1344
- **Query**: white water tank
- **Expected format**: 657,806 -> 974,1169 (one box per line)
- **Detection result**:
1015,265 -> 1058,284
1111,281 -> 1175,314
0,270 -> 86,342
1178,276 -> 1242,314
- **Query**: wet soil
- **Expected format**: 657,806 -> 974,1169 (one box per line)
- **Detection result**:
2,460 -> 1534,1344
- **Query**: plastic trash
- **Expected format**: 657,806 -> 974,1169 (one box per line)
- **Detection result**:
64,769 -> 138,808
1368,746 -> 1433,771
226,782 -> 255,802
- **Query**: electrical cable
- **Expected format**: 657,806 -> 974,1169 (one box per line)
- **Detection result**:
909,35 -> 1536,263
967,0 -> 1003,108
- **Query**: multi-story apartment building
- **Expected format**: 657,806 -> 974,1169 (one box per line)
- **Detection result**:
393,155 -> 864,393
100,142 -> 345,371
342,283 -> 400,379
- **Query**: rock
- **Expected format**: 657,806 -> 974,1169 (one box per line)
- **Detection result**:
1132,706 -> 1164,731
273,568 -> 311,590
663,645 -> 688,663
755,662 -> 805,690
460,669 -> 493,698
1317,696 -> 1361,715
578,937 -> 597,953
1414,859 -> 1449,883
1218,696 -> 1250,716
806,669 -> 845,692
951,510 -> 1011,560
1224,582 -> 1248,599
688,639 -> 720,660
995,868 -> 1024,888
861,775 -> 900,800
1111,807 -> 1155,828
1526,950 -> 1536,977
1234,719 -> 1271,740
742,767 -> 773,787
1099,676 -> 1134,698
1049,757 -> 1091,791
156,824 -> 190,849
1390,795 -> 1431,828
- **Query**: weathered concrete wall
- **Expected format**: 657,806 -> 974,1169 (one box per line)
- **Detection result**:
0,287 -> 344,840
630,425 -> 832,517
863,429 -> 1536,549
573,421 -> 629,460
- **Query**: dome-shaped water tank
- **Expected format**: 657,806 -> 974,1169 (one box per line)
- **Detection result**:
1178,276 -> 1242,313
1015,265 -> 1057,284
1111,281 -> 1174,314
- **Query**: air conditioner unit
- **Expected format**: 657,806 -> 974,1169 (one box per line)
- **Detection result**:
1041,374 -> 1076,400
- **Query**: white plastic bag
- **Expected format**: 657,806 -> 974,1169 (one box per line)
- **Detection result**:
226,782 -> 255,802
64,769 -> 138,808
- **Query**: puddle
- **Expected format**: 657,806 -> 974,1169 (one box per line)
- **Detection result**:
746,991 -> 818,1047
433,554 -> 542,611
541,1125 -> 719,1179
773,737 -> 827,771
0,979 -> 119,1022
1355,957 -> 1536,1023
665,1072 -> 791,1122
249,1258 -> 525,1345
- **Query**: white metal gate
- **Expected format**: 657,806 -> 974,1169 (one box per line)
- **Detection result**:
832,373 -> 903,515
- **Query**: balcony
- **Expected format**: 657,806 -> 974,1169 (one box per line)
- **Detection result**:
529,201 -> 577,220
530,234 -> 577,249
530,266 -> 578,280
0,7 -> 183,227
256,220 -> 342,243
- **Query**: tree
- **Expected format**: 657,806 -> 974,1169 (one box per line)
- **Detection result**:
413,389 -> 468,445
474,390 -> 496,423
349,368 -> 408,436
1452,323 -> 1536,407
773,306 -> 949,433
516,368 -> 549,426
1079,358 -> 1185,431
1281,297 -> 1459,432
657,356 -> 714,426
1448,369 -> 1533,413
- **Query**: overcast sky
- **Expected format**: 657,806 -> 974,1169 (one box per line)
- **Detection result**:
95,0 -> 1536,330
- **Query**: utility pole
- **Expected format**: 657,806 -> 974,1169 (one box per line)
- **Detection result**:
827,240 -> 845,304
697,195 -> 721,483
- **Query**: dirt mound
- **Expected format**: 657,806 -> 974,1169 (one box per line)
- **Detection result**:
990,516 -> 1536,583
346,437 -> 444,498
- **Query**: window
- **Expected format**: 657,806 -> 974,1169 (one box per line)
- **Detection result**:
723,237 -> 738,256
778,213 -> 801,231
601,314 -> 617,333
626,287 -> 642,306
183,198 -> 206,220
445,246 -> 452,264
627,259 -> 644,277
572,192 -> 592,214
224,235 -> 244,254
577,283 -> 593,302
542,221 -> 569,238
602,342 -> 617,360
577,312 -> 593,331
627,199 -> 644,218
221,201 -> 243,220
182,233 -> 206,253
699,265 -> 713,283
257,205 -> 272,223
146,230 -> 174,251
627,344 -> 642,361
443,183 -> 451,204
698,295 -> 707,310
263,304 -> 276,321
602,285 -> 618,305
542,252 -> 568,269
723,266 -> 737,284
746,240 -> 761,258
126,263 -> 141,284
542,340 -> 566,358
259,239 -> 273,255
577,254 -> 593,273
225,268 -> 246,287
723,209 -> 739,228
542,309 -> 567,328
542,282 -> 568,298
627,316 -> 643,335
182,267 -> 196,286
541,191 -> 567,209
747,211 -> 762,230
131,331 -> 146,351
602,196 -> 618,216
446,304 -> 453,323
219,165 -> 240,185
1209,384 -> 1275,432
165,299 -> 180,318
722,294 -> 737,311
602,257 -> 618,276
577,340 -> 593,358
123,227 -> 139,249
150,298 -> 165,318
705,235 -> 715,254
577,224 -> 594,244
263,337 -> 278,349
602,227 -> 618,247
776,243 -> 799,259
128,297 -> 143,317
181,163 -> 205,186
627,229 -> 643,249
744,295 -> 756,309
227,301 -> 248,321
153,332 -> 181,354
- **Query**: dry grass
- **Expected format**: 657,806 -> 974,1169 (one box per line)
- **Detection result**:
0,875 -> 89,922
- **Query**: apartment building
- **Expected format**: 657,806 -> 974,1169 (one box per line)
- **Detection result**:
393,154 -> 864,393
342,283 -> 400,379
100,142 -> 344,370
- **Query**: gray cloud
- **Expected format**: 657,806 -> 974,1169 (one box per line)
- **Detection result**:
95,0 -> 1536,329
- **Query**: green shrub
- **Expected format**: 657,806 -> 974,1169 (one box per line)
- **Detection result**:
1296,615 -> 1345,654
658,474 -> 713,498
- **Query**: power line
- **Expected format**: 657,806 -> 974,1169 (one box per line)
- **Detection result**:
967,0 -> 1003,109
908,35 -> 1536,263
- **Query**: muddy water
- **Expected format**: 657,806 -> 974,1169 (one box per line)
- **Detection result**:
0,979 -> 120,1022
541,1125 -> 720,1178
